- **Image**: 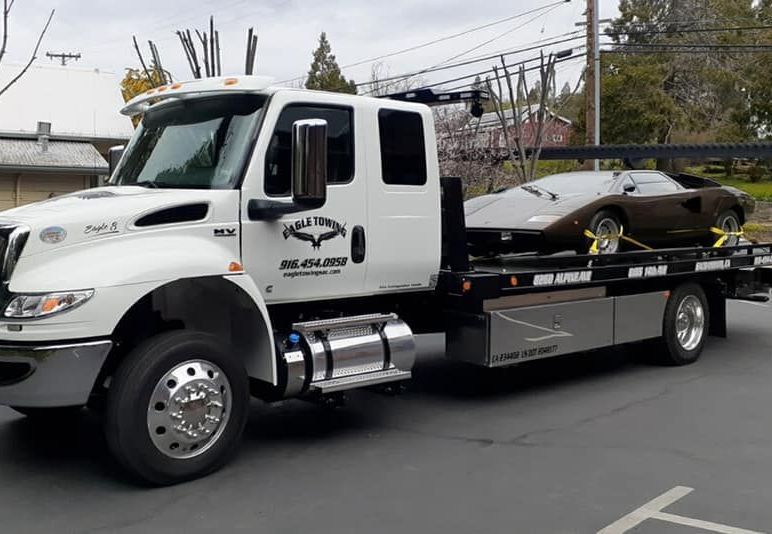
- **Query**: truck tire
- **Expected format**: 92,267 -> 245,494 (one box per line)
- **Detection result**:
104,331 -> 249,485
658,283 -> 709,366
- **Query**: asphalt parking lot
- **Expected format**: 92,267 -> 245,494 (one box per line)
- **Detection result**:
1,300 -> 771,533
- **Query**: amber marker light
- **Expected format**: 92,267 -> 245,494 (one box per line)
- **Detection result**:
171,83 -> 183,90
510,276 -> 519,287
157,85 -> 168,92
41,297 -> 61,314
462,280 -> 472,293
228,262 -> 244,273
224,78 -> 239,86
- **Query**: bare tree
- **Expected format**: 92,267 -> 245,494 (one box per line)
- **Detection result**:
485,51 -> 558,184
0,2 -> 55,98
435,106 -> 510,197
365,62 -> 425,97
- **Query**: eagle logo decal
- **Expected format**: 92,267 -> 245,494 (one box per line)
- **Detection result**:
282,216 -> 347,250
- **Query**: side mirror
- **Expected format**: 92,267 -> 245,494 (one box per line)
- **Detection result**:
623,184 -> 637,194
248,119 -> 328,220
108,145 -> 125,179
291,119 -> 327,208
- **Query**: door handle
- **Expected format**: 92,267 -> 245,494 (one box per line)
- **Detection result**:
351,225 -> 366,264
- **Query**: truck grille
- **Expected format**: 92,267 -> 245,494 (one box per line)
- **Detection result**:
0,223 -> 29,284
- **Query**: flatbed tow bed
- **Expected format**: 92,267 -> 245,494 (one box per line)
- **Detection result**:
435,177 -> 772,370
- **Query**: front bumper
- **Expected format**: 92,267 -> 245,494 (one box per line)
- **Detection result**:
0,340 -> 112,408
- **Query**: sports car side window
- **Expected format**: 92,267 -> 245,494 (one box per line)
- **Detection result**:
631,173 -> 680,195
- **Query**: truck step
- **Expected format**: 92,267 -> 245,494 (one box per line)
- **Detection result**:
310,368 -> 412,394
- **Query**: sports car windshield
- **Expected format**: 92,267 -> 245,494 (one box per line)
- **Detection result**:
524,172 -> 618,194
112,94 -> 266,189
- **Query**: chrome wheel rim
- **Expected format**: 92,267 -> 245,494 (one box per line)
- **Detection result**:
147,359 -> 231,459
721,215 -> 740,246
595,217 -> 621,254
675,295 -> 705,351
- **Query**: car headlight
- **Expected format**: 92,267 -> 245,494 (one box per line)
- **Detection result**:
527,215 -> 562,224
4,290 -> 94,319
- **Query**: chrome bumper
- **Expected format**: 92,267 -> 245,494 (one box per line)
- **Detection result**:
0,340 -> 112,408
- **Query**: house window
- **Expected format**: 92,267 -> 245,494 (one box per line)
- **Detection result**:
378,109 -> 427,186
265,104 -> 354,197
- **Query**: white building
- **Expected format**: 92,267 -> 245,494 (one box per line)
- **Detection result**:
0,63 -> 133,210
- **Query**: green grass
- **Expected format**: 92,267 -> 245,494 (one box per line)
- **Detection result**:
712,178 -> 772,201
683,166 -> 772,201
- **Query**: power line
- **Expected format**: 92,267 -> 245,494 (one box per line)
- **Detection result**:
413,51 -> 584,92
605,23 -> 772,38
363,1 -> 570,96
437,55 -> 584,92
603,43 -> 772,50
603,48 -> 772,54
279,0 -> 569,84
355,32 -> 585,87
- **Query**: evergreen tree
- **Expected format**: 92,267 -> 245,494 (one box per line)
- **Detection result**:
305,32 -> 357,94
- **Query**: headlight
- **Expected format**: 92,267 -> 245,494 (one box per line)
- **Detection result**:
527,215 -> 562,224
4,290 -> 94,319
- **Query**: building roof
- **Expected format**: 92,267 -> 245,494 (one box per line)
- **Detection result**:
477,107 -> 572,129
0,63 -> 133,141
0,138 -> 108,175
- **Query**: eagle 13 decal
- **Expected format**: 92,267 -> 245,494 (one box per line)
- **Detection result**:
283,216 -> 347,250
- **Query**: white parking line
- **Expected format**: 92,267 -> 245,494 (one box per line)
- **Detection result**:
598,486 -> 766,534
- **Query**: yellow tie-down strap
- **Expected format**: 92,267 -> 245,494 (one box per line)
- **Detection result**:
584,226 -> 654,255
710,226 -> 744,248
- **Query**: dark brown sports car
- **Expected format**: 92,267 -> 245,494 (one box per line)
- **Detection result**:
465,170 -> 755,256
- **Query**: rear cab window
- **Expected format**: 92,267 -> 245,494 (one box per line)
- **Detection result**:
378,109 -> 427,186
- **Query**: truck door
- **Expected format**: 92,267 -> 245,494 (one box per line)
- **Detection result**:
364,106 -> 441,294
240,98 -> 367,303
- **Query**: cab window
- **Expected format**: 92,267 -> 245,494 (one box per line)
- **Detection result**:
378,109 -> 427,186
265,105 -> 354,196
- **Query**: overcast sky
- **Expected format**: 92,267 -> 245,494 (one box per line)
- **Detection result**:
4,0 -> 620,93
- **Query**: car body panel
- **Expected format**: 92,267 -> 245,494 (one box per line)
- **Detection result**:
465,171 -> 754,255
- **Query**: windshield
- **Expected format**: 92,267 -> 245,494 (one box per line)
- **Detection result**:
112,94 -> 267,189
518,172 -> 618,195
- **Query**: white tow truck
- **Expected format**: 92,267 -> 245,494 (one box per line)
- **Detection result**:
0,76 -> 769,484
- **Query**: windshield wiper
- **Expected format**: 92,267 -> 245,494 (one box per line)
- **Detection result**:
531,184 -> 559,201
521,185 -> 543,198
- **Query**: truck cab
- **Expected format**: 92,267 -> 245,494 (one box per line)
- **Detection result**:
0,77 -> 443,483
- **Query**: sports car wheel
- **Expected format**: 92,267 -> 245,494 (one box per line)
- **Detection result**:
588,210 -> 622,254
716,210 -> 742,247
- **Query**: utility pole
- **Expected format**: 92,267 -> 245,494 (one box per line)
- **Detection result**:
46,52 -> 81,66
585,0 -> 601,171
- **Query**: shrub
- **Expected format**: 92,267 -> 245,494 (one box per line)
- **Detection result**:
748,165 -> 766,183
